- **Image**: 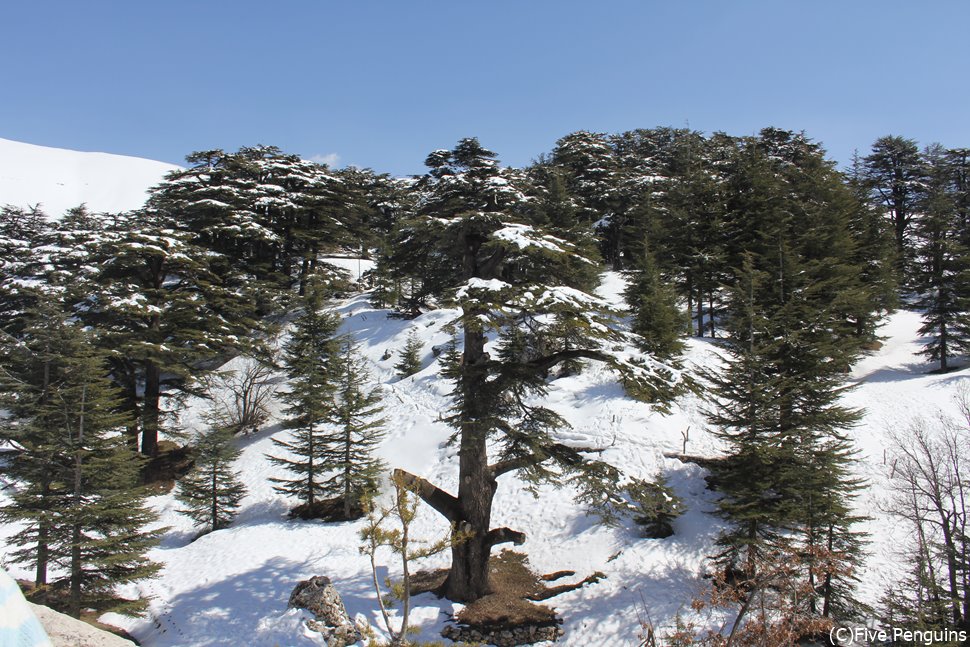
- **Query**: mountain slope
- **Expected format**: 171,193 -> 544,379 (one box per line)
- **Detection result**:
0,137 -> 179,217
0,278 -> 951,646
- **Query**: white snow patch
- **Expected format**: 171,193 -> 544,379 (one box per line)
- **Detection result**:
0,137 -> 179,217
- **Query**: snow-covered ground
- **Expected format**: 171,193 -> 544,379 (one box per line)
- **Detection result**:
4,272 -> 966,646
0,137 -> 178,217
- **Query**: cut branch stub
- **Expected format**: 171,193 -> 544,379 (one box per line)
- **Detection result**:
392,469 -> 460,522
486,527 -> 526,548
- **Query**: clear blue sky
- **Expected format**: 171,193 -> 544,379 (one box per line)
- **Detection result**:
2,1 -> 967,176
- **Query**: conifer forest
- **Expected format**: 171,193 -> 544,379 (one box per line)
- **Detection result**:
1,128 -> 969,646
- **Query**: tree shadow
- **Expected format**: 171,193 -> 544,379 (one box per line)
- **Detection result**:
854,358 -> 940,384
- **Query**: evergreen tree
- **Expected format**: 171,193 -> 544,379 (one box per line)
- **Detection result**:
845,152 -> 898,341
863,135 -> 928,278
80,206 -> 261,457
913,144 -> 970,371
394,330 -> 423,378
0,205 -> 52,336
0,303 -> 160,617
549,131 -> 624,268
147,146 -> 354,305
390,138 -> 687,602
267,286 -> 342,514
705,137 -> 869,624
176,426 -> 247,535
624,247 -> 686,360
326,338 -> 387,519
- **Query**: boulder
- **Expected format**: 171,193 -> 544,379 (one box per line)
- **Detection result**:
288,576 -> 361,646
28,603 -> 136,647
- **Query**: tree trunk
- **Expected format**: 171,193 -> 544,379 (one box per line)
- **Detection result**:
685,277 -> 694,336
34,481 -> 49,599
69,522 -> 82,618
307,422 -> 315,509
211,468 -> 218,531
708,287 -> 716,337
443,326 -> 497,602
344,420 -> 352,519
141,360 -> 161,457
696,293 -> 704,338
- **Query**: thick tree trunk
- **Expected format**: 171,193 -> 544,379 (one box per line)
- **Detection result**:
443,326 -> 497,602
141,360 -> 161,457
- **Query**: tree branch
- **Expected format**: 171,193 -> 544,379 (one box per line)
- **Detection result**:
529,571 -> 605,601
490,443 -> 607,478
523,348 -> 611,376
392,469 -> 460,522
486,527 -> 526,547
490,456 -> 539,478
479,246 -> 507,279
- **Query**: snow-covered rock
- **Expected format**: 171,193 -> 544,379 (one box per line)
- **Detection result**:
28,603 -> 135,647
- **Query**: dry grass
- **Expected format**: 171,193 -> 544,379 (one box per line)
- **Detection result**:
455,550 -> 559,628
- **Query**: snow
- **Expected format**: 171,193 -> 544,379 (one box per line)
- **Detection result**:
0,137 -> 179,217
1,264 -> 969,644
492,223 -> 568,253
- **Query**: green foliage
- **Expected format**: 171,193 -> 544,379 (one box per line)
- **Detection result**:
328,337 -> 388,518
395,330 -> 423,378
0,303 -> 160,617
863,134 -> 927,278
267,286 -> 343,508
269,288 -> 386,519
627,475 -> 684,539
913,145 -> 970,370
625,249 -> 686,360
359,474 -> 460,645
176,426 -> 247,535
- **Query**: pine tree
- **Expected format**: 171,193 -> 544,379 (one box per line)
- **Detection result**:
549,131 -> 624,268
267,286 -> 342,515
705,137 -> 869,624
390,138 -> 687,602
326,338 -> 387,519
83,207 -> 260,457
863,135 -> 928,278
913,144 -> 970,371
624,248 -> 686,360
844,152 -> 898,341
0,303 -> 160,617
176,426 -> 247,535
394,330 -> 423,378
147,146 -> 355,304
0,205 -> 52,336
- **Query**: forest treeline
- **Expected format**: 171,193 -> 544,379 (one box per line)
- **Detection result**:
1,127 -> 968,641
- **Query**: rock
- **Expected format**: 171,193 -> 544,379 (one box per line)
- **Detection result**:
28,603 -> 136,647
441,621 -> 564,646
288,576 -> 362,646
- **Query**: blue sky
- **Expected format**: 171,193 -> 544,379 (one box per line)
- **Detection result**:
2,1 -> 967,176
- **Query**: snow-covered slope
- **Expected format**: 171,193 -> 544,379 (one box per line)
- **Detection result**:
1,274 -> 968,646
0,137 -> 179,217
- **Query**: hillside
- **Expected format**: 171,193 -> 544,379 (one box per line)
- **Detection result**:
0,137 -> 179,217
1,271 -> 964,645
